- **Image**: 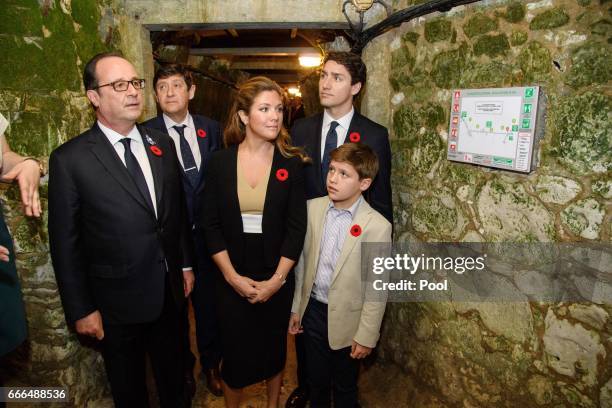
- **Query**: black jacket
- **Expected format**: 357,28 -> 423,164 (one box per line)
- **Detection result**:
141,114 -> 222,225
48,123 -> 193,325
199,145 -> 307,270
291,111 -> 393,224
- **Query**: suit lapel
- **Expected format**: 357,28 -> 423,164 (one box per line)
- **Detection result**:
138,124 -> 164,214
330,199 -> 373,286
262,146 -> 281,220
227,145 -> 241,228
89,124 -> 156,217
154,116 -> 169,135
193,115 -> 210,191
344,110 -> 362,145
313,113 -> 325,193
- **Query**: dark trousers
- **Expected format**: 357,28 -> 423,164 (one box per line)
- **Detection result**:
302,298 -> 359,408
295,330 -> 308,388
184,231 -> 221,372
102,278 -> 186,408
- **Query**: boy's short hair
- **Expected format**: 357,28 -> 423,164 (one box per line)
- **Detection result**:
323,52 -> 367,89
330,143 -> 379,180
153,64 -> 194,90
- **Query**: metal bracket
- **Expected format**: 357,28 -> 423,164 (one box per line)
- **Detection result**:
342,0 -> 392,38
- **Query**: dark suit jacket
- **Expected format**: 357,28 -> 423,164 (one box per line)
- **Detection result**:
199,145 -> 307,270
48,123 -> 193,325
141,114 -> 222,225
291,111 -> 393,224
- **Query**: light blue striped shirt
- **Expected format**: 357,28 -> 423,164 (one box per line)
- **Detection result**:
311,196 -> 362,304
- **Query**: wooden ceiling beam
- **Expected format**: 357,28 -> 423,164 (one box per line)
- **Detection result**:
190,46 -> 319,56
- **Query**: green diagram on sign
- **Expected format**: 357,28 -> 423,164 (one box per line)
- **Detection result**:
448,86 -> 542,174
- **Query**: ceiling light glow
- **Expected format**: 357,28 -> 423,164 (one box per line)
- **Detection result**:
298,54 -> 322,67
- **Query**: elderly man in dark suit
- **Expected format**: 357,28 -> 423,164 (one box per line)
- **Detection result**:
48,52 -> 193,408
287,51 -> 393,408
142,64 -> 223,397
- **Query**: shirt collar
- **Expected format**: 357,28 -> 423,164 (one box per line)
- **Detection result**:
163,113 -> 193,131
322,107 -> 354,132
98,121 -> 142,145
327,194 -> 362,218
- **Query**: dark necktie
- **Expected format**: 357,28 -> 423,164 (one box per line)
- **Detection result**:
119,138 -> 155,214
173,125 -> 199,187
321,121 -> 339,185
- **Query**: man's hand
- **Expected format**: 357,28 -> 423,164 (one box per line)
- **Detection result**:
75,310 -> 104,340
0,245 -> 9,262
2,159 -> 41,217
350,340 -> 372,359
288,313 -> 303,335
183,269 -> 195,297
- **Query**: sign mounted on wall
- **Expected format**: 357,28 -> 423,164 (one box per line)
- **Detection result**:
447,86 -> 546,173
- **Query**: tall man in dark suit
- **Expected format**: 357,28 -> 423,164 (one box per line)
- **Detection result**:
142,64 -> 223,397
48,52 -> 193,408
287,51 -> 393,408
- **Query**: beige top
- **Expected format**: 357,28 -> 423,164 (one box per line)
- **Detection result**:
237,156 -> 270,214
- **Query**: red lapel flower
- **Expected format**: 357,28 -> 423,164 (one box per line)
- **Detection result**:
150,146 -> 162,156
349,132 -> 361,143
197,129 -> 207,138
276,168 -> 289,182
350,224 -> 362,237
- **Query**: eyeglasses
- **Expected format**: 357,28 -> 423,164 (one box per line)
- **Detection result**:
94,79 -> 146,92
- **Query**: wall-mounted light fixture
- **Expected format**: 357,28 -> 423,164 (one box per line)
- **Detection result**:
351,0 -> 375,11
343,0 -> 391,34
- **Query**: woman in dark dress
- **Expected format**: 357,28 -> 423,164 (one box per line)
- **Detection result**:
0,112 -> 43,399
200,77 -> 308,407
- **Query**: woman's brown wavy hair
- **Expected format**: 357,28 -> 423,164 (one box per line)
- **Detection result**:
224,76 -> 310,163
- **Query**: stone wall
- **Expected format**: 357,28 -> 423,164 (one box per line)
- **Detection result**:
0,1 -> 123,405
362,0 -> 611,406
2,0 -> 610,406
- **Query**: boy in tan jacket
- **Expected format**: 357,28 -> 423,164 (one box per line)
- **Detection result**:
289,143 -> 392,407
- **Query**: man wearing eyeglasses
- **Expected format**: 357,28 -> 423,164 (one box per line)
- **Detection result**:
48,52 -> 193,408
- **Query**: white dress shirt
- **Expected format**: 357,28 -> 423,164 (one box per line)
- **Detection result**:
320,108 -> 354,161
163,113 -> 201,171
311,196 -> 362,304
98,121 -> 158,217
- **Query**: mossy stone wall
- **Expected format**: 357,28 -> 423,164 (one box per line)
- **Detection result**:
0,1 -> 122,405
371,0 -> 612,406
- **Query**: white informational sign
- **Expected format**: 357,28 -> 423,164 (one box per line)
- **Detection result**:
447,87 -> 544,173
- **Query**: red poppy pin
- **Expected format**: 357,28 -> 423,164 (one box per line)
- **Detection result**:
349,132 -> 361,143
350,224 -> 362,237
276,168 -> 289,182
150,146 -> 162,156
197,129 -> 207,138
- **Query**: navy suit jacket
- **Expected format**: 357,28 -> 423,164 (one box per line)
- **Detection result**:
142,114 -> 222,226
291,111 -> 393,224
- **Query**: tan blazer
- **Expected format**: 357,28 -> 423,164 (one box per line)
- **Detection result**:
292,196 -> 392,350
